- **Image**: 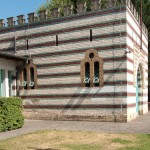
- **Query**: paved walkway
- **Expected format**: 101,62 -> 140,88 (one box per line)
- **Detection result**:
0,112 -> 150,141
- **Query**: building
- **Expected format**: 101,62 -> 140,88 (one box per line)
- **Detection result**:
0,0 -> 148,122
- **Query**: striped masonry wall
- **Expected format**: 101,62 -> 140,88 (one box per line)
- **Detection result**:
126,6 -> 148,121
0,5 -> 148,122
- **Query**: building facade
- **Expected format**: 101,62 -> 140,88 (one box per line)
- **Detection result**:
0,0 -> 148,122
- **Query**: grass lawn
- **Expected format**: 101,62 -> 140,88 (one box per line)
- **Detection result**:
0,130 -> 150,150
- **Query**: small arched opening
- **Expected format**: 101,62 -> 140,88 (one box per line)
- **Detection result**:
85,62 -> 90,87
30,67 -> 35,89
136,64 -> 143,115
23,68 -> 27,89
94,61 -> 99,87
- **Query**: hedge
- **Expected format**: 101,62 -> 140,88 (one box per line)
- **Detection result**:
0,97 -> 24,132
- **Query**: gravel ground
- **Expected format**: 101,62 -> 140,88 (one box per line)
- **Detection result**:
0,112 -> 150,141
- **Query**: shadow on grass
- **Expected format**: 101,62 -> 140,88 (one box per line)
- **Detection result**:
28,147 -> 59,150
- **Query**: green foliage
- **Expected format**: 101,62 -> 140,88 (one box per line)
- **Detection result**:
101,0 -> 107,9
37,0 -> 72,12
0,97 -> 24,132
120,134 -> 150,150
37,0 -> 91,14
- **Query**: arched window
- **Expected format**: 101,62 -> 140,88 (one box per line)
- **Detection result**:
30,67 -> 34,89
19,60 -> 37,90
81,49 -> 104,87
85,62 -> 90,87
23,68 -> 27,89
94,61 -> 99,87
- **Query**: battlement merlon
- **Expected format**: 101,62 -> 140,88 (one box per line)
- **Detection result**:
0,0 -> 148,36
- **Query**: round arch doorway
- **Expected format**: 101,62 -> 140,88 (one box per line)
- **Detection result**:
136,64 -> 143,115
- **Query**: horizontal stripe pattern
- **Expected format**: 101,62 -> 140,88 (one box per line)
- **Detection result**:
38,81 -> 133,89
2,8 -> 146,52
127,7 -> 148,39
37,69 -> 133,78
0,32 -> 126,52
23,102 -> 148,109
21,92 -> 136,99
32,44 -> 127,58
37,56 -> 128,68
127,22 -> 148,48
0,20 -> 126,43
37,74 -> 129,86
23,104 -> 127,109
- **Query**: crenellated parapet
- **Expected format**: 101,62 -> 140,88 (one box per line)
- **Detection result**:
7,17 -> 15,27
39,9 -> 48,21
0,19 -> 5,28
28,12 -> 37,24
17,15 -> 26,25
0,0 -> 148,36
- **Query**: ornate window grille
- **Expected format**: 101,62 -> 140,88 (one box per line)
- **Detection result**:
80,49 -> 104,87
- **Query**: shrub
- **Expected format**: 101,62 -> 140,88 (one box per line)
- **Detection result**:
0,97 -> 24,132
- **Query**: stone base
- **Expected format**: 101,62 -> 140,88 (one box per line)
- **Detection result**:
23,110 -> 127,123
127,113 -> 138,122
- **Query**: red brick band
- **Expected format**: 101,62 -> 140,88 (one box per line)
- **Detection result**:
21,92 -> 136,99
38,81 -> 134,89
0,19 -> 126,43
37,69 -> 133,78
24,104 -> 127,109
0,32 -> 127,52
37,56 -> 134,69
32,44 -> 127,58
23,102 -> 147,109
37,56 -> 128,68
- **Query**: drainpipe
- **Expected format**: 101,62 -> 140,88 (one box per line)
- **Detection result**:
140,0 -> 143,50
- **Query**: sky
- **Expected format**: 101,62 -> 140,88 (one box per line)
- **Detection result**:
0,0 -> 47,20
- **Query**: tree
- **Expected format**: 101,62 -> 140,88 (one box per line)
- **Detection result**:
38,0 -> 71,11
37,0 -> 90,13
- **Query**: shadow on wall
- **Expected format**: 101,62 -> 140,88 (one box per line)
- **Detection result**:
61,54 -> 126,113
21,53 -> 126,115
